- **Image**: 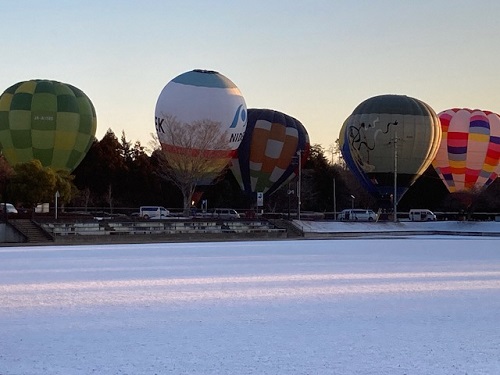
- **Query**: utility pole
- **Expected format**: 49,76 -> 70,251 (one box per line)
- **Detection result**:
393,132 -> 398,223
333,177 -> 336,220
297,149 -> 302,220
55,190 -> 60,220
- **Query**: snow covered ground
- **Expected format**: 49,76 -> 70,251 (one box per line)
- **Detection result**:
2,232 -> 500,374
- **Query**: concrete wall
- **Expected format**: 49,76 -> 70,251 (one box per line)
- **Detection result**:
0,223 -> 26,243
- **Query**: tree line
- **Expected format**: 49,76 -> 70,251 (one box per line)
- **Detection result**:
2,128 -> 500,217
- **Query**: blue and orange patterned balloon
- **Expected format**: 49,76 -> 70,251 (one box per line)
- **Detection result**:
230,109 -> 309,197
432,108 -> 500,193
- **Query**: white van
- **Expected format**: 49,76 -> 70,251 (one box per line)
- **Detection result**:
139,206 -> 170,220
409,209 -> 436,221
338,209 -> 377,222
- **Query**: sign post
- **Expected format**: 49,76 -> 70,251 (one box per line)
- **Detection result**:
256,192 -> 264,216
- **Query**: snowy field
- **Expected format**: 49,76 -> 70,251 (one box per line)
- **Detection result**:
2,236 -> 500,374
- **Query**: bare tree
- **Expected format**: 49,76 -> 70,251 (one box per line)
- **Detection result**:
105,184 -> 114,213
327,139 -> 345,168
82,187 -> 92,211
147,132 -> 161,154
156,114 -> 232,215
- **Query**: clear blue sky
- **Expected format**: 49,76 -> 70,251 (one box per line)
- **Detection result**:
2,0 -> 499,152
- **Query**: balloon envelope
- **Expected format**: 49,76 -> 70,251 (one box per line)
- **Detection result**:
0,79 -> 97,172
432,108 -> 500,193
230,109 -> 310,197
342,94 -> 441,203
339,118 -> 378,197
154,69 -> 247,184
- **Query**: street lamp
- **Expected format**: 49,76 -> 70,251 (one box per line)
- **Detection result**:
350,194 -> 355,209
287,184 -> 294,220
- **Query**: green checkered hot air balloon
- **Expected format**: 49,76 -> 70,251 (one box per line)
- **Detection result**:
0,79 -> 97,172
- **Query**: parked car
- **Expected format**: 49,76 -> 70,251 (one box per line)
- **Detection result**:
338,209 -> 377,222
139,206 -> 170,220
211,208 -> 241,219
408,209 -> 437,221
0,203 -> 18,214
